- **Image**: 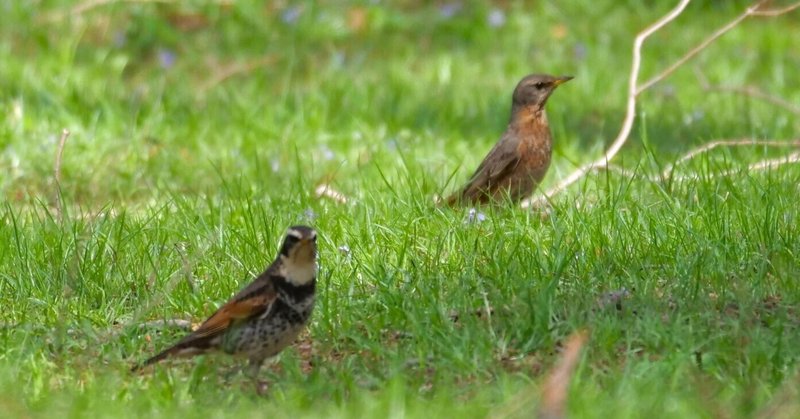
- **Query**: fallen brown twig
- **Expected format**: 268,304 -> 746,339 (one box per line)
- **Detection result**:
662,138 -> 800,177
41,0 -> 171,22
694,68 -> 800,117
133,319 -> 193,330
53,129 -> 71,220
539,331 -> 589,419
315,183 -> 350,204
490,330 -> 589,419
198,56 -> 276,94
588,139 -> 800,183
41,0 -> 234,22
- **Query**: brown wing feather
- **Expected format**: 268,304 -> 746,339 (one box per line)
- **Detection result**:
447,133 -> 520,205
132,266 -> 280,371
188,272 -> 278,339
191,289 -> 272,338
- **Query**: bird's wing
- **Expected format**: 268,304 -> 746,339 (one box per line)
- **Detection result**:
133,266 -> 281,370
459,134 -> 520,197
186,269 -> 279,340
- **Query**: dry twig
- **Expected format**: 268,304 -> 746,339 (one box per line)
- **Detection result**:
522,0 -> 800,208
717,151 -> 800,177
539,331 -> 589,419
694,68 -> 800,117
490,330 -> 589,419
42,0 -> 235,22
199,56 -> 276,93
587,139 -> 800,183
751,1 -> 800,16
635,0 -> 772,95
315,183 -> 350,204
53,129 -> 71,220
663,138 -> 800,175
42,0 -> 170,22
133,319 -> 193,331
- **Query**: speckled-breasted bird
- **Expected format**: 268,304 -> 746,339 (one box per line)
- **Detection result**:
132,225 -> 318,377
446,74 -> 572,206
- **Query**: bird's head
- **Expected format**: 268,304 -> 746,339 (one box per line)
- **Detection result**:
279,225 -> 318,285
511,74 -> 573,110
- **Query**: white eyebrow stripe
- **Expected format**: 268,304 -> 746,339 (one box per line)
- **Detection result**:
287,229 -> 304,239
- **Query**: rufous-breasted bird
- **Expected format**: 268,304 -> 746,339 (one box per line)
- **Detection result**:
445,74 -> 573,206
132,225 -> 318,377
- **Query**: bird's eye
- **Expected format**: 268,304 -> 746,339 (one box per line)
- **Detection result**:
284,235 -> 299,247
534,82 -> 546,89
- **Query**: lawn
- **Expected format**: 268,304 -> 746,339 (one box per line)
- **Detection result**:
1,1 -> 799,417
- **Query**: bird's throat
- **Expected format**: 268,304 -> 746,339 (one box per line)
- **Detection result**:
510,106 -> 547,129
280,258 -> 318,286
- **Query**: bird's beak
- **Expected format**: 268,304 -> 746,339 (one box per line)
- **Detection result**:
552,76 -> 574,87
295,237 -> 316,258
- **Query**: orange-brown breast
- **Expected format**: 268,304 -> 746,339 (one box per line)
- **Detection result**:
491,108 -> 552,201
516,108 -> 552,179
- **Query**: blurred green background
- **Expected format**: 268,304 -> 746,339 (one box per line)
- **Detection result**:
2,0 -> 797,205
1,1 -> 799,418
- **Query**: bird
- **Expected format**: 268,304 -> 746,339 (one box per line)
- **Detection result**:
132,225 -> 318,378
445,74 -> 573,206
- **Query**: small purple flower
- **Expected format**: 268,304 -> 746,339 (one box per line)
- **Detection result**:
573,42 -> 587,60
464,208 -> 487,224
157,48 -> 176,69
683,109 -> 705,125
281,6 -> 303,25
319,145 -> 335,161
303,208 -> 317,222
331,51 -> 346,67
113,31 -> 127,48
439,2 -> 462,19
661,84 -> 676,97
597,288 -> 632,311
487,9 -> 506,28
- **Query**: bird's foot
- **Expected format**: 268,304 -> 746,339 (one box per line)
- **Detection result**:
255,379 -> 270,396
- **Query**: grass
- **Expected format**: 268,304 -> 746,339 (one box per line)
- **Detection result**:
2,0 -> 800,417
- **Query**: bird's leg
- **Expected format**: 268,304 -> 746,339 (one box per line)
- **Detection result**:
246,357 -> 264,378
247,357 -> 270,395
220,355 -> 259,383
222,363 -> 245,383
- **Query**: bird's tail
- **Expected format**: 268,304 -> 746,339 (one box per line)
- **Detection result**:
131,343 -> 207,372
440,191 -> 465,207
444,194 -> 459,206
